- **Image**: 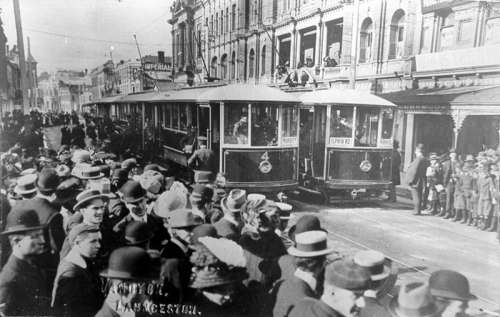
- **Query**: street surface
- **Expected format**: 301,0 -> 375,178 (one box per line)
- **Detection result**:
290,198 -> 500,316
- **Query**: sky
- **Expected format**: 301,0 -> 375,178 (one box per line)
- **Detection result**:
0,0 -> 173,73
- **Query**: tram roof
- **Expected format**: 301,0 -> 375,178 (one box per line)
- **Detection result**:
299,88 -> 396,107
198,84 -> 298,103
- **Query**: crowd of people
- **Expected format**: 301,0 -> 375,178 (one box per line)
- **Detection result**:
406,144 -> 500,243
0,113 -> 487,317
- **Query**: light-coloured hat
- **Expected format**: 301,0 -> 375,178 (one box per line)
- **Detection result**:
221,189 -> 247,213
74,189 -> 109,210
166,208 -> 203,229
72,150 -> 91,164
154,190 -> 188,218
275,202 -> 293,220
20,168 -> 37,176
389,282 -> 442,317
75,165 -> 104,180
247,193 -> 266,201
55,165 -> 71,178
14,174 -> 38,195
139,170 -> 164,194
287,230 -> 335,257
354,250 -> 391,281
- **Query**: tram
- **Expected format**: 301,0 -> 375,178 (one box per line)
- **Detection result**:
85,84 -> 300,193
296,87 -> 397,202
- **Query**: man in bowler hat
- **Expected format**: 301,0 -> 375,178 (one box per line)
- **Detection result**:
0,206 -> 52,316
429,270 -> 476,317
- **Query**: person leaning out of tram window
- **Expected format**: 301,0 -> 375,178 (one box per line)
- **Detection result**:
233,115 -> 248,144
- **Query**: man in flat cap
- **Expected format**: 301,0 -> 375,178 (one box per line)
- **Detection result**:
289,258 -> 371,317
52,223 -> 104,317
0,206 -> 52,316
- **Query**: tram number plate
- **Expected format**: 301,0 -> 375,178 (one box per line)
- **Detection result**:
330,137 -> 352,146
355,188 -> 367,193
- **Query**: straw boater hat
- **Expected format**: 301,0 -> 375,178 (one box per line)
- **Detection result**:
288,230 -> 335,257
275,202 -> 293,220
389,282 -> 443,317
14,174 -> 38,195
354,250 -> 391,281
74,189 -> 109,210
189,236 -> 248,289
221,189 -> 247,213
154,190 -> 188,218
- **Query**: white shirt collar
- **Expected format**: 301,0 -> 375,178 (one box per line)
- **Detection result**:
130,212 -> 148,223
294,268 -> 317,291
36,192 -> 55,202
223,214 -> 238,226
171,237 -> 189,255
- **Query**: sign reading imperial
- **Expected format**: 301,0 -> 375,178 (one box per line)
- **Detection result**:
143,63 -> 171,72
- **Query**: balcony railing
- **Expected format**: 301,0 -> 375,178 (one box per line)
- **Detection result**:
415,44 -> 500,73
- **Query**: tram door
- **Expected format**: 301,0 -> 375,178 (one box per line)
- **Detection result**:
299,108 -> 314,176
198,105 -> 212,148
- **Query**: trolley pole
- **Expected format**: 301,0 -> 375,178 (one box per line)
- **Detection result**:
349,0 -> 360,89
13,0 -> 29,111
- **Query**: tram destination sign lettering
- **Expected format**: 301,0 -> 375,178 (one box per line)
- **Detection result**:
330,137 -> 352,146
143,63 -> 171,72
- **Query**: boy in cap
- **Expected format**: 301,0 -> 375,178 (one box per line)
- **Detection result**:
0,206 -> 52,316
289,258 -> 371,317
52,224 -> 104,317
213,189 -> 246,241
273,230 -> 336,317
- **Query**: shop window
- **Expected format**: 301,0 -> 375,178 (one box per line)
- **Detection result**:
457,19 -> 473,46
389,10 -> 405,59
221,54 -> 228,80
249,49 -> 255,78
359,18 -> 373,63
325,20 -> 342,67
355,108 -> 379,147
485,17 -> 500,45
439,12 -> 455,51
261,46 -> 266,75
224,103 -> 249,144
281,106 -> 298,146
330,106 -> 353,146
251,104 -> 278,146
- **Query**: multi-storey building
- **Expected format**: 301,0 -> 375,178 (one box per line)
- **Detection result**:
38,70 -> 91,113
115,59 -> 142,95
170,0 -> 500,167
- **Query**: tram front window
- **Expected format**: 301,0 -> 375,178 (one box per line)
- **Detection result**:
381,109 -> 393,139
251,104 -> 278,146
355,108 -> 379,147
281,106 -> 298,146
330,106 -> 354,140
224,103 -> 249,144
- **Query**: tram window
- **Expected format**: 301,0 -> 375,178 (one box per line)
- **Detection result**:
381,110 -> 393,139
224,103 -> 249,144
281,106 -> 298,146
251,104 -> 278,146
330,106 -> 354,139
172,104 -> 180,130
180,106 -> 187,130
355,108 -> 379,147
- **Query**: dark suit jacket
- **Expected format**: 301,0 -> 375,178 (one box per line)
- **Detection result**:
289,298 -> 344,317
273,276 -> 318,317
442,159 -> 457,185
52,253 -> 103,317
213,217 -> 241,241
405,156 -> 428,187
113,213 -> 170,251
0,255 -> 52,316
160,240 -> 191,304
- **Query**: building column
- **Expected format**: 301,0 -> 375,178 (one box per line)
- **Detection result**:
315,21 -> 323,68
291,27 -> 297,68
404,113 -> 415,170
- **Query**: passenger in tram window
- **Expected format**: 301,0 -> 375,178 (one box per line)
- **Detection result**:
233,114 -> 248,144
180,125 -> 197,154
253,112 -> 277,146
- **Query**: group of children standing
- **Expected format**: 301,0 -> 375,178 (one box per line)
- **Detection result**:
424,149 -> 500,239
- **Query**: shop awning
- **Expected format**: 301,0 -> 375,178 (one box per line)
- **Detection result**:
380,85 -> 500,107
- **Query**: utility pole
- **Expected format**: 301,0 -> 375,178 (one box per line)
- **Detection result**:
13,0 -> 28,111
349,0 -> 360,89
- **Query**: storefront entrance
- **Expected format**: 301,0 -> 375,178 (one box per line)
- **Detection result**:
414,114 -> 453,155
458,115 -> 500,155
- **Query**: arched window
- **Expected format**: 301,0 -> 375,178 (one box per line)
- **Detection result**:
249,49 -> 255,78
389,10 -> 405,59
215,13 -> 219,36
359,18 -> 373,63
261,45 -> 266,75
211,57 -> 218,78
221,54 -> 228,80
439,12 -> 455,51
231,51 -> 236,80
232,4 -> 237,31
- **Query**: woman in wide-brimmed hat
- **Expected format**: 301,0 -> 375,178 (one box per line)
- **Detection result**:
187,236 -> 259,317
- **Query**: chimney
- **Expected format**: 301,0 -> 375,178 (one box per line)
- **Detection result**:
158,51 -> 165,64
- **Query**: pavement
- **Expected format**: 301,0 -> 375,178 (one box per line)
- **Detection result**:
289,197 -> 500,316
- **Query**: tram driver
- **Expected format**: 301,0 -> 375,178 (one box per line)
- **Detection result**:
233,114 -> 248,144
